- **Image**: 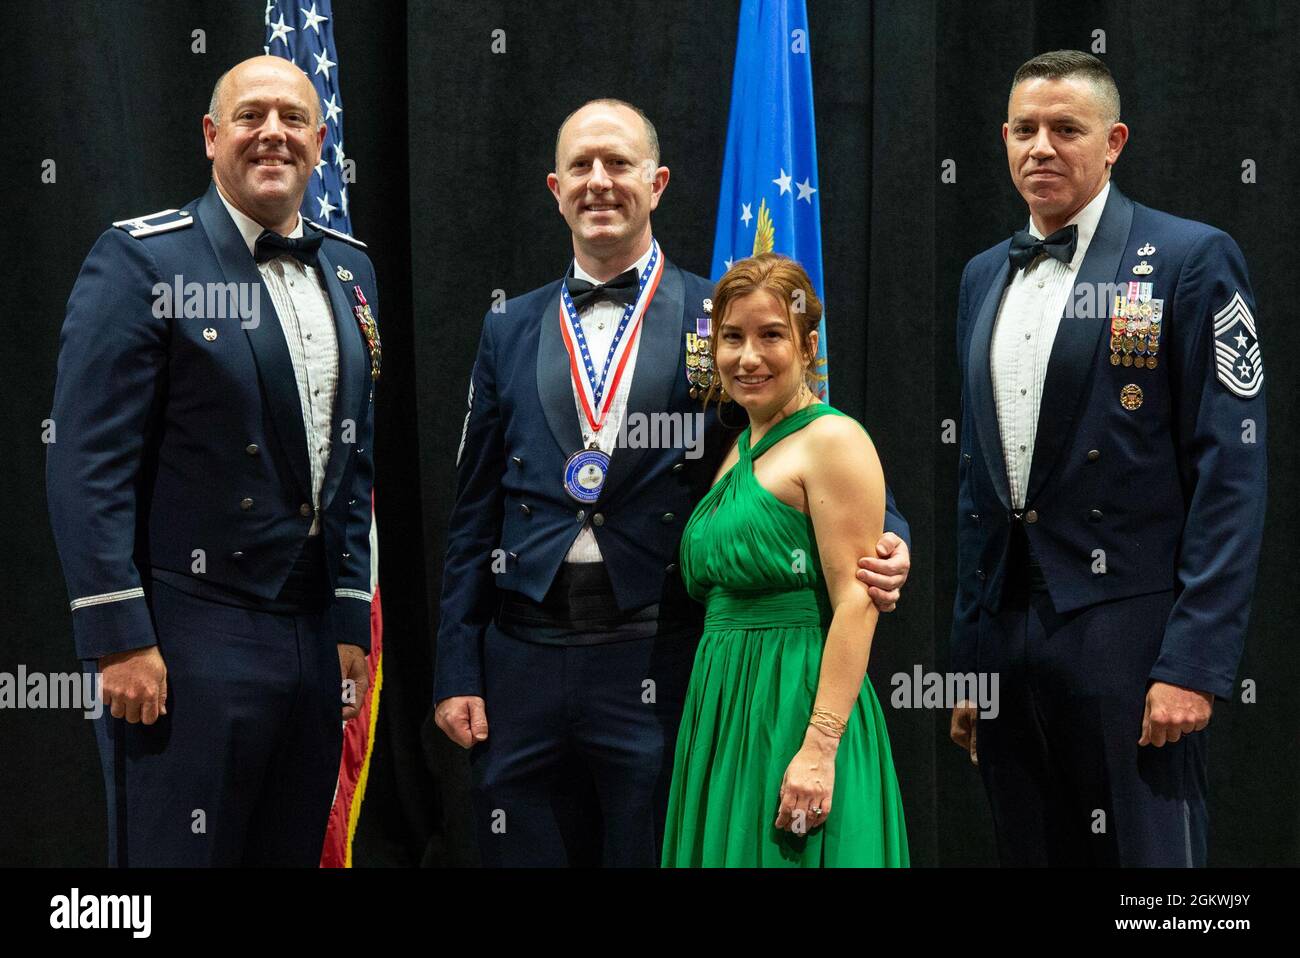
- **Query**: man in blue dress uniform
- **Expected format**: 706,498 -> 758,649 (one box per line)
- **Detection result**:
949,52 -> 1267,866
434,98 -> 915,866
46,56 -> 379,866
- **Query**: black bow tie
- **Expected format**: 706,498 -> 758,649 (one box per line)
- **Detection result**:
254,228 -> 324,266
566,268 -> 639,311
1008,224 -> 1078,270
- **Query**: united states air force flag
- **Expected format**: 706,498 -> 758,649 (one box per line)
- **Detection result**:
265,0 -> 353,235
711,0 -> 829,398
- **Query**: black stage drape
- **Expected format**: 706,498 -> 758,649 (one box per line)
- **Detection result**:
2,0 -> 1296,867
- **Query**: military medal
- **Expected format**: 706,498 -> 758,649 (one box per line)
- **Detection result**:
1120,384 -> 1144,410
1114,282 -> 1157,372
557,240 -> 664,503
352,286 -> 382,380
1109,300 -> 1125,365
686,334 -> 702,396
1139,297 -> 1161,372
687,309 -> 714,399
563,444 -> 610,504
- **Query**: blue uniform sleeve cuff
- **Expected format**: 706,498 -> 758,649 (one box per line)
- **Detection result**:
1149,656 -> 1235,702
325,592 -> 373,654
72,593 -> 157,661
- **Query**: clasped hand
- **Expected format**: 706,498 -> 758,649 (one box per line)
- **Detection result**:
1138,680 -> 1212,746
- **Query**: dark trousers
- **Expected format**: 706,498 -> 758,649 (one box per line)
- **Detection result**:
89,577 -> 342,866
975,532 -> 1208,867
470,565 -> 698,867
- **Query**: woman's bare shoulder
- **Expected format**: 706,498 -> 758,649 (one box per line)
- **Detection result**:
801,410 -> 874,454
798,413 -> 881,492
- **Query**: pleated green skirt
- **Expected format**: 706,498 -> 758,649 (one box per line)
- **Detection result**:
661,591 -> 909,867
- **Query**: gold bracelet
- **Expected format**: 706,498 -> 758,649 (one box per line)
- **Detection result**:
809,717 -> 844,739
811,706 -> 846,727
809,706 -> 847,738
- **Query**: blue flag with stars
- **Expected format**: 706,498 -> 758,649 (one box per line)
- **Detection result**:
711,0 -> 828,398
265,0 -> 352,234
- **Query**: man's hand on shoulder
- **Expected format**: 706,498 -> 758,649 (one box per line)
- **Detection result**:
1139,681 -> 1213,747
434,695 -> 489,749
856,532 -> 911,613
338,644 -> 370,721
99,646 -> 168,725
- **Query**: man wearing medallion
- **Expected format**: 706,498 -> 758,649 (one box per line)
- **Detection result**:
434,98 -> 914,866
46,55 -> 378,865
949,51 -> 1267,866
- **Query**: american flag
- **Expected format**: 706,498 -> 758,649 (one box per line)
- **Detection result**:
266,0 -> 380,868
265,0 -> 353,234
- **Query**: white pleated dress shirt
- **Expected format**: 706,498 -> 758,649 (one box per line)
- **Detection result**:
564,242 -> 656,563
219,190 -> 338,535
990,182 -> 1110,508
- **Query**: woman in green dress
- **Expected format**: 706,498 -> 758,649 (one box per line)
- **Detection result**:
662,253 -> 909,867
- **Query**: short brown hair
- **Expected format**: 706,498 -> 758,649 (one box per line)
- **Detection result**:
554,98 -> 661,167
705,253 -> 823,405
207,64 -> 322,128
1011,50 -> 1121,125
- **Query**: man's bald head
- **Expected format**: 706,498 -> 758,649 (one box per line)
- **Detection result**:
554,98 -> 659,169
207,55 -> 321,128
547,98 -> 669,279
202,55 -> 326,235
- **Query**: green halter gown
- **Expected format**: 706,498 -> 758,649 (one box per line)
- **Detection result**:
661,403 -> 909,867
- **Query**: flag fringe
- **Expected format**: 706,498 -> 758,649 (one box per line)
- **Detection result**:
343,650 -> 383,868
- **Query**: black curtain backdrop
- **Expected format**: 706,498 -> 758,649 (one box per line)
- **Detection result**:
2,0 -> 1296,867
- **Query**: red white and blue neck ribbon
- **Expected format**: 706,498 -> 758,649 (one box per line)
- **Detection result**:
558,240 -> 663,434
